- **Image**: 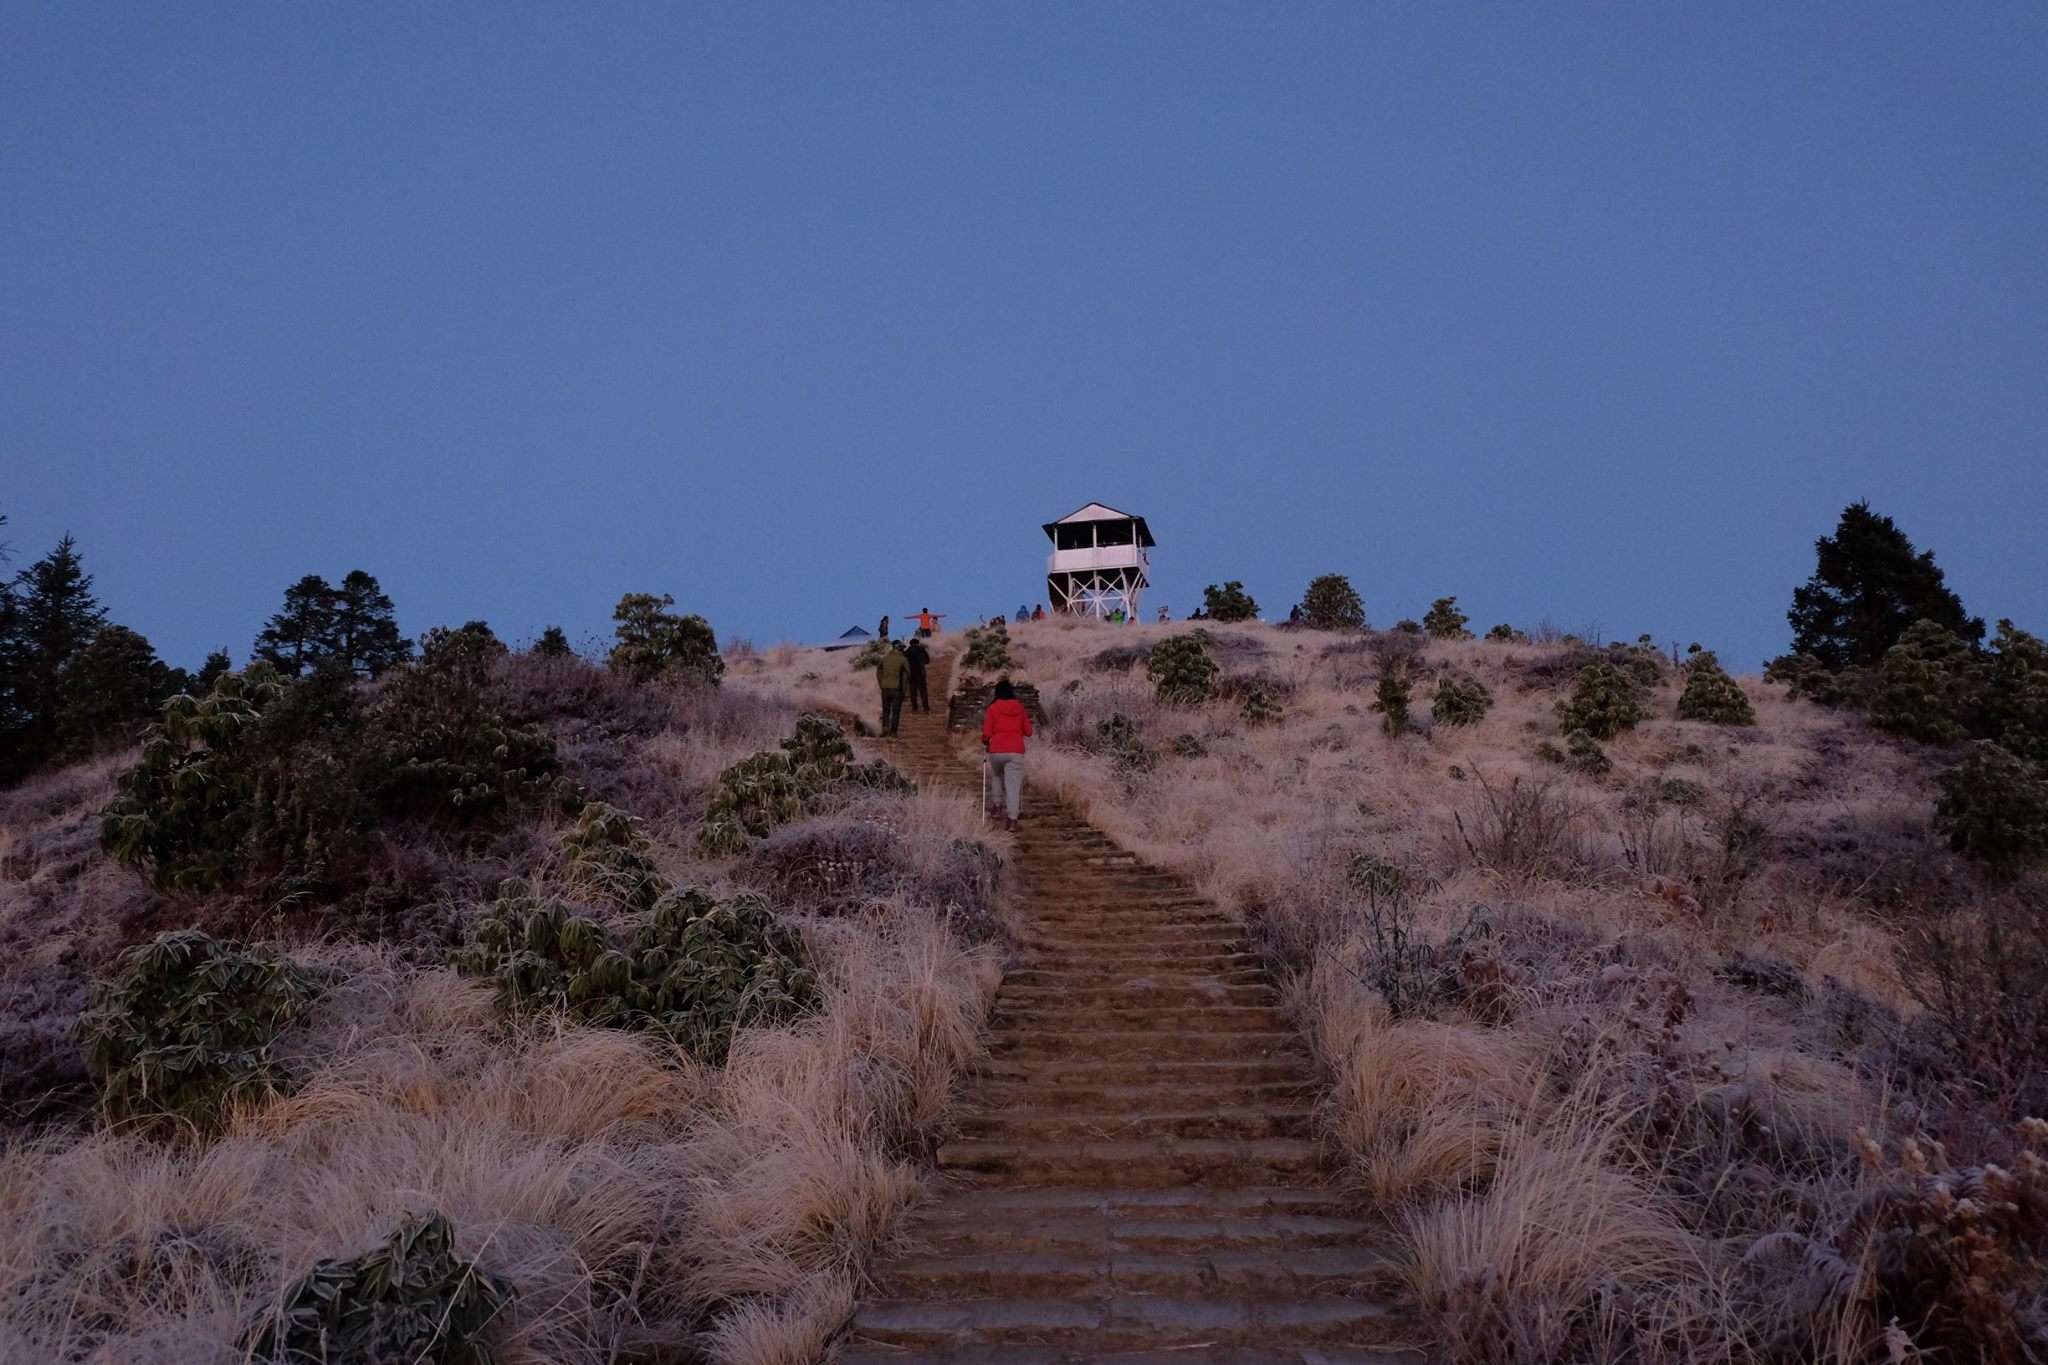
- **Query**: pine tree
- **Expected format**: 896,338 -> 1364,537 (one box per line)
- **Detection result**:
195,650 -> 233,692
1298,574 -> 1366,631
1422,596 -> 1472,640
2,534 -> 107,777
253,575 -> 338,677
533,626 -> 574,659
56,625 -> 172,758
1787,502 -> 1983,670
330,570 -> 412,677
1201,581 -> 1260,623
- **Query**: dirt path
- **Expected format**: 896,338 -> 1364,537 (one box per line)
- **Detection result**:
841,654 -> 1423,1363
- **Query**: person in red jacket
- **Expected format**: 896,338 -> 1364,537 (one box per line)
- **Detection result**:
980,678 -> 1033,832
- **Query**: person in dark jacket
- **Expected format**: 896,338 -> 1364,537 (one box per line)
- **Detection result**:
980,677 -> 1033,832
904,637 -> 932,713
875,641 -> 911,736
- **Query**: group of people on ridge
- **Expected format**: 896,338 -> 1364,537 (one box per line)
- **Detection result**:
867,605 -> 1033,832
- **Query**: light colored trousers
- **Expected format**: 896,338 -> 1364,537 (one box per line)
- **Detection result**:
987,752 -> 1025,819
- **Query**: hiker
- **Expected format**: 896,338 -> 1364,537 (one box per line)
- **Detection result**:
878,614 -> 890,641
908,607 -> 944,637
1015,604 -> 1030,623
875,640 -> 911,736
981,678 -> 1033,833
1031,604 -> 1045,621
1157,605 -> 1170,623
905,636 -> 931,713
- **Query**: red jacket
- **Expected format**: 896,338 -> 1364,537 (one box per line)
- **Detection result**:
982,698 -> 1033,754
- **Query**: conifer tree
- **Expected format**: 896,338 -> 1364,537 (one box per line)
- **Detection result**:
1422,596 -> 1472,640
1787,502 -> 1982,670
253,575 -> 338,677
330,570 -> 412,677
2,534 -> 106,777
56,625 -> 172,758
533,626 -> 573,659
1298,574 -> 1366,631
1201,581 -> 1260,623
608,593 -> 723,685
195,650 -> 233,693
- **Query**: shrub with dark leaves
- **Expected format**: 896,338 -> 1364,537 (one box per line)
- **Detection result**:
1432,675 -> 1493,728
1422,596 -> 1472,640
1934,741 -> 2048,872
1238,679 -> 1284,726
1202,581 -> 1259,622
246,1211 -> 513,1365
1372,671 -> 1413,736
1147,633 -> 1218,704
1871,620 -> 1983,744
961,619 -> 1017,672
77,929 -> 328,1130
1557,661 -> 1646,740
1676,650 -> 1756,726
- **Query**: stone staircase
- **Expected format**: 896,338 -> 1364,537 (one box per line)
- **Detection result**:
841,654 -> 1423,1364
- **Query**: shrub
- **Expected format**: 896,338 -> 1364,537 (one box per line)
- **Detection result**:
1564,729 -> 1613,776
1934,742 -> 2048,872
563,801 -> 667,908
1871,620 -> 1982,743
608,592 -> 723,686
77,929 -> 327,1130
460,880 -> 818,1063
1432,675 -> 1493,727
1899,885 -> 2048,1118
1557,661 -> 1645,740
1393,619 -> 1422,634
532,625 -> 574,658
1676,650 -> 1756,726
1170,733 -> 1207,758
848,637 -> 890,671
1985,619 -> 2048,763
1422,596 -> 1472,640
1372,671 -> 1413,736
698,752 -> 806,856
780,713 -> 854,783
245,1211 -> 514,1365
370,626 -> 565,824
1347,852 -> 1407,899
1092,714 -> 1157,774
1202,581 -> 1260,622
1147,634 -> 1218,705
1452,774 -> 1586,879
1485,623 -> 1526,643
1239,679 -> 1284,726
961,619 -> 1016,671
1298,574 -> 1366,631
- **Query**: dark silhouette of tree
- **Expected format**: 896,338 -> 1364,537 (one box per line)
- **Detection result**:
533,626 -> 573,658
57,624 -> 174,758
1,534 -> 106,778
1201,581 -> 1260,623
608,593 -> 722,685
330,570 -> 412,677
1297,574 -> 1367,631
195,649 -> 233,692
253,575 -> 339,677
1788,502 -> 1983,670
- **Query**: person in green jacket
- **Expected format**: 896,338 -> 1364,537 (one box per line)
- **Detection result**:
875,640 -> 911,736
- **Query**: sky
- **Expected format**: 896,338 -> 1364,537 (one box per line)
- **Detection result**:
4,5 -> 2044,671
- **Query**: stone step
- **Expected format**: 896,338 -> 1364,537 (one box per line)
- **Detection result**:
840,1346 -> 1426,1365
907,1207 -> 1377,1256
989,1030 -> 1303,1063
1024,949 -> 1267,972
1002,967 -> 1271,991
958,1107 -> 1316,1143
993,1004 -> 1289,1034
1016,925 -> 1244,950
973,1077 -> 1316,1112
877,1243 -> 1399,1300
975,1056 -> 1317,1088
937,1136 -> 1323,1186
848,1294 -> 1406,1351
998,982 -> 1281,1010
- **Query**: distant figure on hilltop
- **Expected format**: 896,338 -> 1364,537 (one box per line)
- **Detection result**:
1032,604 -> 1045,621
910,607 -> 944,637
1016,604 -> 1030,623
878,614 -> 890,641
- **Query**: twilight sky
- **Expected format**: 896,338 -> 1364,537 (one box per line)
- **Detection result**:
4,4 -> 2044,670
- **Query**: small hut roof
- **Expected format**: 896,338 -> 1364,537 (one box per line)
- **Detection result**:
1042,502 -> 1156,547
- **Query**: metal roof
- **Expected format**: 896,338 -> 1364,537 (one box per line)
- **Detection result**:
1042,502 -> 1156,547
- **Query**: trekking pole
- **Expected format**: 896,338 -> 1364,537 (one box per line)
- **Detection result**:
981,757 -> 990,825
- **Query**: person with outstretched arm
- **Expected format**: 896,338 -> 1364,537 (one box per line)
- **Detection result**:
981,678 -> 1033,833
875,640 -> 911,736
905,636 -> 932,714
908,607 -> 945,637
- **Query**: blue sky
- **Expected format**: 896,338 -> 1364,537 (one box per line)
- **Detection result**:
4,4 -> 2043,669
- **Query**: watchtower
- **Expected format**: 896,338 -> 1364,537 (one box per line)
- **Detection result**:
1043,502 -> 1154,620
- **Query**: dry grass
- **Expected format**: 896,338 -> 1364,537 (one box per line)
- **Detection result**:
0,648 -> 1003,1363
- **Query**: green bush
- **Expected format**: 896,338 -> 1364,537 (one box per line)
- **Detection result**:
1347,853 -> 1406,899
1422,597 -> 1472,640
607,592 -> 723,686
1565,729 -> 1613,776
961,619 -> 1016,671
1676,650 -> 1756,726
698,752 -> 807,856
1202,581 -> 1259,622
1239,679 -> 1284,726
77,930 -> 328,1130
1147,634 -> 1218,704
1298,574 -> 1366,631
563,801 -> 667,909
371,626 -> 563,824
245,1211 -> 513,1365
1763,651 -> 1865,706
460,880 -> 819,1062
1557,661 -> 1646,740
1871,620 -> 1982,744
1432,675 -> 1493,727
1372,671 -> 1413,736
1093,714 -> 1157,773
1934,741 -> 2048,872
533,625 -> 574,658
781,713 -> 854,783
1393,619 -> 1422,635
1170,733 -> 1208,758
1485,623 -> 1526,643
1984,619 -> 2048,763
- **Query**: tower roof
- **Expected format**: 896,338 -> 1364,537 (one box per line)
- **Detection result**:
1042,502 -> 1156,547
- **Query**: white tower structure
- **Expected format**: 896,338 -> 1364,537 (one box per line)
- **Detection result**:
1043,502 -> 1155,620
